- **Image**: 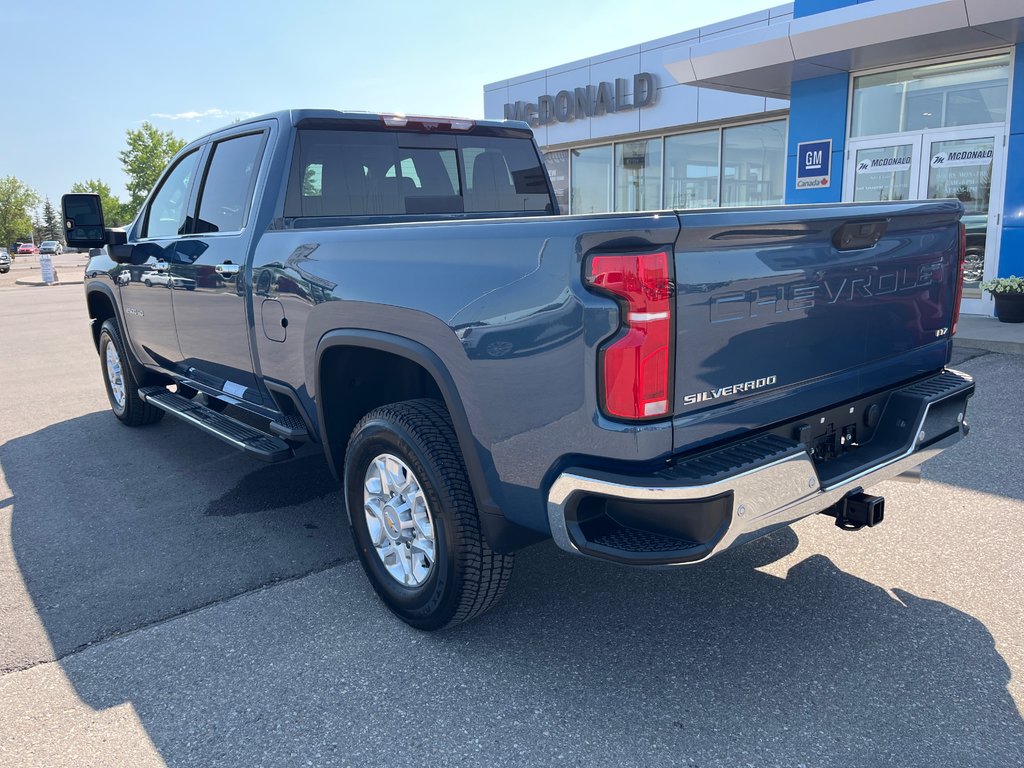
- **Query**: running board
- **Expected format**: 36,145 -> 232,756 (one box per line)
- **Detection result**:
138,386 -> 294,462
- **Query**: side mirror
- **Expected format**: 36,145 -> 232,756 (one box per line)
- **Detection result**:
63,193 -> 133,260
62,193 -> 107,248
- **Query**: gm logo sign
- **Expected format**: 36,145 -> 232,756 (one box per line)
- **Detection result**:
795,139 -> 832,190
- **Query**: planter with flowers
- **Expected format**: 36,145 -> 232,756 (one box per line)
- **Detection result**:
980,276 -> 1024,323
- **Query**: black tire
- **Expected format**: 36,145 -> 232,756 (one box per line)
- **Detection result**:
344,399 -> 513,630
144,279 -> 152,287
98,319 -> 164,426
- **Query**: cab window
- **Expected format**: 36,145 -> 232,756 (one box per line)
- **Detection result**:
194,132 -> 266,234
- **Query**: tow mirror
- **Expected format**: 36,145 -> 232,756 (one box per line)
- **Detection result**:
62,193 -> 107,248
63,193 -> 134,261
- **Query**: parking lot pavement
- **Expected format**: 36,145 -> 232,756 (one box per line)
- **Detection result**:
1,285 -> 1022,767
0,252 -> 88,289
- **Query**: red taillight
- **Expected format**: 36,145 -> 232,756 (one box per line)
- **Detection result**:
586,250 -> 673,420
952,222 -> 966,336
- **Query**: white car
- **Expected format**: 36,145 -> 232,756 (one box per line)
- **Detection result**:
141,269 -> 195,290
141,269 -> 171,287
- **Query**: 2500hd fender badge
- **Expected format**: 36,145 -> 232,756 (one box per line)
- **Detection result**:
683,375 -> 777,406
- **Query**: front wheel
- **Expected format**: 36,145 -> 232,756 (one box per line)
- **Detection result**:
98,319 -> 164,426
344,399 -> 514,630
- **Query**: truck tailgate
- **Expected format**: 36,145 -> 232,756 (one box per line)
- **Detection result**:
671,200 -> 963,453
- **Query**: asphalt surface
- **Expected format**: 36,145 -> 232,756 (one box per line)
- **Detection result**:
0,252 -> 89,289
0,284 -> 1022,767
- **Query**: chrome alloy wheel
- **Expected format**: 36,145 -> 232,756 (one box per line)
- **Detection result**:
105,342 -> 127,410
363,453 -> 436,587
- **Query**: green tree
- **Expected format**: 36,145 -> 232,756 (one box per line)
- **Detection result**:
31,210 -> 44,246
119,122 -> 186,219
0,176 -> 40,248
40,198 -> 63,243
70,179 -> 130,227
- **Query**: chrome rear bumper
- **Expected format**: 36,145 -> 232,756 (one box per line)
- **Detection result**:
547,369 -> 974,566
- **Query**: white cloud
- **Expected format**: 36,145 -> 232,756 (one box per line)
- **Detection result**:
150,108 -> 258,121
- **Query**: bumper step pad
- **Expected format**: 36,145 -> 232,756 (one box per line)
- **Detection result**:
138,386 -> 293,462
548,368 -> 975,566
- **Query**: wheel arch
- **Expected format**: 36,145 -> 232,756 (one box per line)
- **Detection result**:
316,330 -> 485,499
86,282 -> 169,387
315,330 -> 542,553
85,284 -> 120,352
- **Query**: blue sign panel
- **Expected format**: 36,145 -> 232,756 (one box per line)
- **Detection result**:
796,139 -> 832,189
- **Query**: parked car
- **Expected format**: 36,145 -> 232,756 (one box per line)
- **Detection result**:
17,243 -> 38,255
0,250 -> 10,273
141,269 -> 170,287
141,268 -> 195,290
66,109 -> 975,630
38,240 -> 63,255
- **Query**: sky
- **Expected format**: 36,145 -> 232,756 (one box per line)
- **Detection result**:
2,0 -> 771,207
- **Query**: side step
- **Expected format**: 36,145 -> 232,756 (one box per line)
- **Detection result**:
269,413 -> 309,441
139,386 -> 294,462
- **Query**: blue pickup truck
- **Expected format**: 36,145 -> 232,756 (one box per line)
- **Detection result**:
64,110 -> 974,629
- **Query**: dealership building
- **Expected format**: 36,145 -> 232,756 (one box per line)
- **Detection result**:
483,0 -> 1024,315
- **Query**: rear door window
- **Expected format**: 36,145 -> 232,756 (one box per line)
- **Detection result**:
194,132 -> 266,234
286,129 -> 551,218
458,136 -> 551,213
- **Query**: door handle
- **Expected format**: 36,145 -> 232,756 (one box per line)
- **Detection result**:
215,263 -> 240,276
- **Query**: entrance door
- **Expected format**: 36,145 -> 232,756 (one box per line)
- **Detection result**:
845,136 -> 919,206
921,130 -> 1003,314
846,127 -> 1004,315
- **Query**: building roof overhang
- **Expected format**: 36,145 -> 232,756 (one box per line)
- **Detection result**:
666,0 -> 1024,97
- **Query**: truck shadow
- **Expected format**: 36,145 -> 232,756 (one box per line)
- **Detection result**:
1,410 -> 351,672
3,412 -> 1022,765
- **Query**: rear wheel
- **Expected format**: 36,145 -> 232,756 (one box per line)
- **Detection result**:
344,399 -> 514,630
98,319 -> 164,426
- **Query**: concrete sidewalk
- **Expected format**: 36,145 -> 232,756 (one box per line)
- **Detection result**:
7,254 -> 88,288
954,314 -> 1024,355
13,278 -> 84,286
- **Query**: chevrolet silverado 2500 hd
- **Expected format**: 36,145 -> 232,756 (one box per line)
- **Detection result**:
64,110 -> 975,629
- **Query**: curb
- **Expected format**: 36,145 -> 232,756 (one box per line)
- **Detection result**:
13,279 -> 85,287
952,337 -> 1024,356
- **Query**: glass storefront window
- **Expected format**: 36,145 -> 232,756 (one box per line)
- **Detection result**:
851,144 -> 914,202
851,54 -> 1009,137
664,129 -> 719,209
614,139 -> 662,212
570,145 -> 613,214
926,138 -> 994,216
721,121 -> 786,207
543,150 -> 569,213
563,119 -> 787,213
